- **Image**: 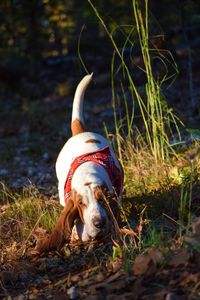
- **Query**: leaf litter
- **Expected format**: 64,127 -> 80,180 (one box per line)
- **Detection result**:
1,223 -> 200,300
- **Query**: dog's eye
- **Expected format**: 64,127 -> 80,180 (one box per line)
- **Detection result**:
78,198 -> 86,207
76,195 -> 83,205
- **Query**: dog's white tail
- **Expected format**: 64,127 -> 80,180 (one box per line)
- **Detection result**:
71,73 -> 93,136
72,73 -> 93,124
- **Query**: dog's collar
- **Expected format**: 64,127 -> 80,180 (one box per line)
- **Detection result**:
64,146 -> 122,204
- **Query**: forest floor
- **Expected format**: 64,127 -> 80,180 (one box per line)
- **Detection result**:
1,231 -> 200,300
0,58 -> 200,299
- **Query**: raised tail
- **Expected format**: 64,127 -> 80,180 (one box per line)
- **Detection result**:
71,73 -> 93,136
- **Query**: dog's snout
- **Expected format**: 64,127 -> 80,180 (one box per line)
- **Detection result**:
93,217 -> 105,229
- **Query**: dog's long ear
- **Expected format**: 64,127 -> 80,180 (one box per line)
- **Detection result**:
36,199 -> 78,253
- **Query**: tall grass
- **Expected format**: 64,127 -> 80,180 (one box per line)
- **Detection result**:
87,0 -> 182,162
86,0 -> 200,255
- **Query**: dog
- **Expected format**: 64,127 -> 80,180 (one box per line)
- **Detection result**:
36,73 -> 123,252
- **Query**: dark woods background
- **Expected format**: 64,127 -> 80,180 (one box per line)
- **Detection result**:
0,0 -> 199,189
0,0 -> 199,98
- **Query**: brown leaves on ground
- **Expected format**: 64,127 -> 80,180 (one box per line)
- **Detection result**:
168,248 -> 191,268
133,248 -> 164,275
1,238 -> 200,300
1,218 -> 200,299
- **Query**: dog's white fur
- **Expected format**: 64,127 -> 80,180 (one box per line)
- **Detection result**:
56,74 -> 122,241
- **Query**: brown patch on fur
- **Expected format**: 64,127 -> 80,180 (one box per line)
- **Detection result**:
36,199 -> 78,253
85,139 -> 101,144
71,119 -> 85,136
71,189 -> 85,224
93,185 -> 110,202
94,185 -> 106,200
84,182 -> 92,186
93,185 -> 122,228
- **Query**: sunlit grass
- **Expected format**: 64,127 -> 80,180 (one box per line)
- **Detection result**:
0,183 -> 60,258
0,140 -> 199,262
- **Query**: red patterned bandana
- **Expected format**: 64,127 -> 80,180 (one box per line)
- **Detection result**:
64,146 -> 122,205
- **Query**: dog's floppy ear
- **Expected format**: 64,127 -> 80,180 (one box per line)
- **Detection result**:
36,198 -> 78,253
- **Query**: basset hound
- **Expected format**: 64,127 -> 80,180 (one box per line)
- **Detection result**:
36,73 -> 123,252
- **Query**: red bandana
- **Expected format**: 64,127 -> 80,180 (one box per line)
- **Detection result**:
64,146 -> 122,205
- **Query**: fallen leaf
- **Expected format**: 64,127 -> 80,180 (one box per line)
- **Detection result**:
133,253 -> 152,275
107,258 -> 122,273
168,248 -> 190,267
180,272 -> 199,286
148,248 -> 164,265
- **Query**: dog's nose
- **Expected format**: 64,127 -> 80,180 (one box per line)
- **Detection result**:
93,217 -> 105,229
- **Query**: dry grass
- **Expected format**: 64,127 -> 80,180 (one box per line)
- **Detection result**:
0,141 -> 199,263
123,139 -> 200,198
0,183 -> 61,262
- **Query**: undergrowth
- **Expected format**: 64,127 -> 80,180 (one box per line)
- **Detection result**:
0,183 -> 61,261
0,0 -> 199,268
86,0 -> 199,254
0,140 -> 199,262
88,0 -> 183,163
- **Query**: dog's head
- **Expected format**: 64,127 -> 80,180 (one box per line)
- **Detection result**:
36,184 -> 120,253
72,184 -> 113,240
